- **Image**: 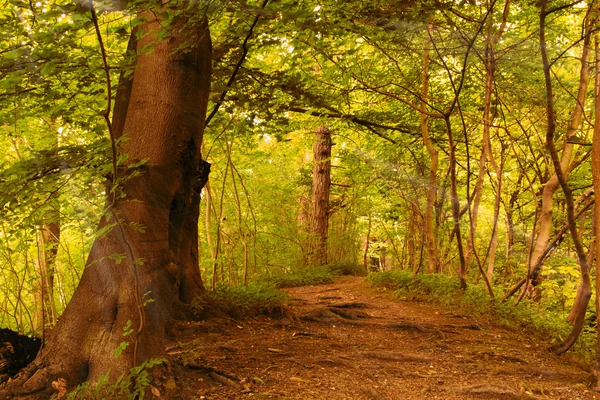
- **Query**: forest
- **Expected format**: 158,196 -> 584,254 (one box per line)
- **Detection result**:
2,0 -> 600,398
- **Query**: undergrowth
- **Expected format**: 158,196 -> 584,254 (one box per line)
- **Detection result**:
194,283 -> 290,319
65,358 -> 165,399
266,266 -> 335,288
267,262 -> 366,288
368,270 -> 594,362
326,261 -> 367,277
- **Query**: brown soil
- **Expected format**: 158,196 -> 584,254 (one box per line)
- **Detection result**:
170,276 -> 598,399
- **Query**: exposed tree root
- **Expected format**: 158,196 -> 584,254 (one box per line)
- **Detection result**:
385,322 -> 429,332
181,361 -> 240,386
300,306 -> 371,324
457,384 -> 520,398
0,361 -> 56,399
329,302 -> 370,309
357,351 -> 430,363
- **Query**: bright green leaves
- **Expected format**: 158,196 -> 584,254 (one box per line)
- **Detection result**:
114,320 -> 133,357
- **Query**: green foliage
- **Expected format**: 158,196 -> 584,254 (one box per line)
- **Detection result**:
266,266 -> 335,288
368,270 -> 460,296
0,0 -> 597,370
326,261 -> 367,276
538,259 -> 580,311
194,283 -> 290,319
65,358 -> 165,400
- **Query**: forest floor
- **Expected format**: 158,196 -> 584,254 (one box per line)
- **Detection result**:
170,276 -> 598,400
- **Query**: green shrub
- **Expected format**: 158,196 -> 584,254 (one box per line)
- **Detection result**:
326,261 -> 367,276
66,358 -> 165,399
367,270 -> 459,296
367,270 -> 414,289
194,282 -> 289,319
267,266 -> 334,288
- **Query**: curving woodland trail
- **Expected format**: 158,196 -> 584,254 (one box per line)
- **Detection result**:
171,276 -> 597,399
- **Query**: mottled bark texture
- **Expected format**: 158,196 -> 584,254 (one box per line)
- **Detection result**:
309,127 -> 332,266
0,6 -> 212,398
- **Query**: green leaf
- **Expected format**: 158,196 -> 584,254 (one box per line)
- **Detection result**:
122,319 -> 134,336
114,341 -> 129,358
40,62 -> 56,77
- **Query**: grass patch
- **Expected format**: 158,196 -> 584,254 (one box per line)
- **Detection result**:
368,270 -> 593,361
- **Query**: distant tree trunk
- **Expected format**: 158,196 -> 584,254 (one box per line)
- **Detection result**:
445,116 -> 468,289
204,181 -> 217,283
33,214 -> 60,333
363,211 -> 372,270
309,126 -> 332,266
465,145 -> 486,269
212,159 -> 229,288
298,194 -> 310,230
485,158 -> 504,282
0,6 -> 212,397
18,127 -> 61,334
467,0 -> 510,278
407,203 -> 419,273
297,193 -> 311,266
420,21 -> 439,274
226,140 -> 250,285
503,177 -> 522,275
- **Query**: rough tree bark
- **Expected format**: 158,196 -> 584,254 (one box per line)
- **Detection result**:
0,4 -> 212,398
309,126 -> 332,266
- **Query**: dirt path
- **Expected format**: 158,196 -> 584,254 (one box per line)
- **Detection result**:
172,276 -> 597,399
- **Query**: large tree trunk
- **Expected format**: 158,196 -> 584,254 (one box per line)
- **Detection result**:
309,126 -> 332,266
0,6 -> 212,398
